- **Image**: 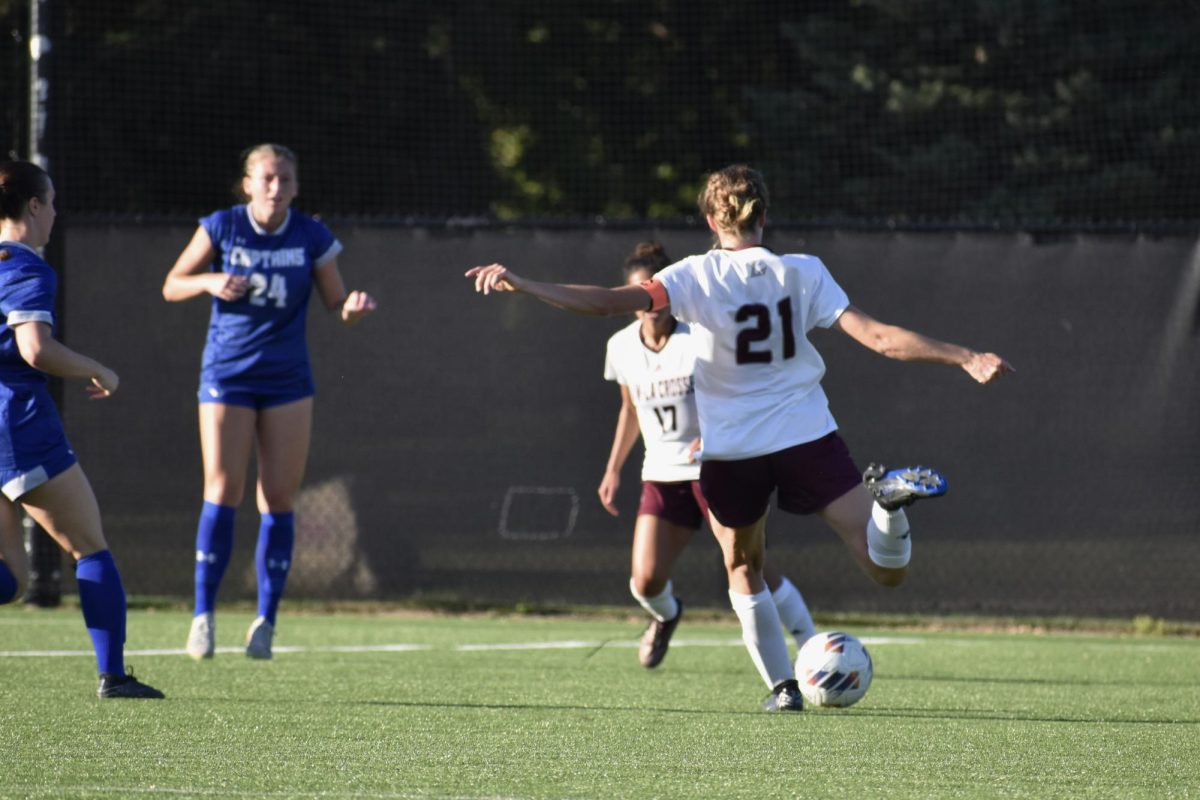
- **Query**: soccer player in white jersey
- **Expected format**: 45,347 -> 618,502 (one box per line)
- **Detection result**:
601,242 -> 815,668
0,161 -> 163,698
164,145 -> 377,661
467,164 -> 1012,712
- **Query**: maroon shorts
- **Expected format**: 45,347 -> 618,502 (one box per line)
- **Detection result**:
699,432 -> 862,528
638,480 -> 709,530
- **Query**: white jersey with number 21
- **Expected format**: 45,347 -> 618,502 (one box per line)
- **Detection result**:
603,319 -> 701,483
654,247 -> 850,461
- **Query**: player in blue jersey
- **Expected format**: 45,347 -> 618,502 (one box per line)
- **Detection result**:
0,161 -> 164,699
163,144 -> 377,661
600,242 -> 815,668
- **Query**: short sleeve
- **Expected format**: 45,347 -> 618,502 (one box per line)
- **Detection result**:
807,259 -> 850,330
0,262 -> 57,326
199,209 -> 231,250
306,218 -> 342,267
653,258 -> 699,323
603,334 -> 622,383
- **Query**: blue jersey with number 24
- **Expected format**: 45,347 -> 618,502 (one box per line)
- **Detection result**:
199,205 -> 342,387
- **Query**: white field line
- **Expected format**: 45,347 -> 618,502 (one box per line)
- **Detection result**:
0,635 -> 922,658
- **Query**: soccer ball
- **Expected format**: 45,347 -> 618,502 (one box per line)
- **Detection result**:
794,631 -> 873,708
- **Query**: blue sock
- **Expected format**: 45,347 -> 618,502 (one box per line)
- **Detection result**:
255,512 -> 294,625
76,550 -> 126,677
194,501 -> 236,616
0,560 -> 17,604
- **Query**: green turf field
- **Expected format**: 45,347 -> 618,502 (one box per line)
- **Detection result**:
1,607 -> 1197,800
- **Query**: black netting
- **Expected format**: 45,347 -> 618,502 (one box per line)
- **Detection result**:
1,0 -> 1198,226
3,1 -> 1198,617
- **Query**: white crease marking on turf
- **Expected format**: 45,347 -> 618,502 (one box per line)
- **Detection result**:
458,638 -> 744,650
315,644 -> 433,653
456,635 -> 923,652
0,643 -> 433,658
4,632 -> 1193,661
861,636 -> 925,645
456,639 -> 604,651
0,636 -> 928,658
0,648 -> 104,657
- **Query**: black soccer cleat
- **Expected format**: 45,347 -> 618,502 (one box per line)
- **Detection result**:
97,671 -> 165,700
762,679 -> 804,712
638,600 -> 683,668
863,464 -> 947,511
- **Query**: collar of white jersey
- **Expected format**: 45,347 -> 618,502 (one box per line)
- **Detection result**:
716,244 -> 775,255
244,206 -> 292,237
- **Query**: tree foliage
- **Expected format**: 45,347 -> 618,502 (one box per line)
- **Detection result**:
0,0 -> 1196,224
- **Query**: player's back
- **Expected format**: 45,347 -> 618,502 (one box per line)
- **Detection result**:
655,247 -> 849,459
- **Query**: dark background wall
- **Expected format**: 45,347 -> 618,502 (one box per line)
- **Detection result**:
2,1 -> 1196,618
55,224 -> 1200,618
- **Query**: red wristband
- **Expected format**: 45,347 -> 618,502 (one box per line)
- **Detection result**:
640,278 -> 669,312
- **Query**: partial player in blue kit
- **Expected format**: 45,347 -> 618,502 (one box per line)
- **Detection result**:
163,144 -> 377,661
0,161 -> 163,699
599,242 -> 816,668
466,165 -> 1012,712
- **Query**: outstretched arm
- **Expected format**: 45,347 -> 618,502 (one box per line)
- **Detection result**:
466,263 -> 653,317
833,305 -> 1013,384
598,384 -> 641,516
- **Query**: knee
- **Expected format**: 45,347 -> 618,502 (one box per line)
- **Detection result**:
630,555 -> 671,595
59,527 -> 108,562
631,574 -> 667,597
256,481 -> 297,514
204,477 -> 244,507
724,548 -> 763,577
725,560 -> 764,586
257,495 -> 294,514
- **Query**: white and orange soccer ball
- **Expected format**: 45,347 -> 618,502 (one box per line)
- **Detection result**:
794,631 -> 873,708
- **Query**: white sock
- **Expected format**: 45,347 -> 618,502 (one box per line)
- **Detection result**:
771,577 -> 816,648
630,578 -> 678,623
729,588 -> 794,689
866,503 -> 912,569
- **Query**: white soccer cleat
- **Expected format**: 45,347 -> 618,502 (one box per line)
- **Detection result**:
186,613 -> 215,661
245,616 -> 274,660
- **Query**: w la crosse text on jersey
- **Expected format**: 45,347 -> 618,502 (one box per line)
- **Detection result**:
604,319 -> 701,483
653,247 -> 850,461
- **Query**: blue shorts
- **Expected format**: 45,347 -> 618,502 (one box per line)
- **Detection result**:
0,441 -> 77,500
0,387 -> 79,500
198,375 -> 315,410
